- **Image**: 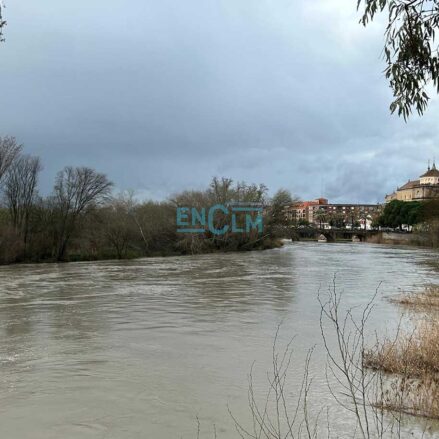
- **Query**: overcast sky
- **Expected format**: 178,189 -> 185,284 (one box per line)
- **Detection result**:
1,0 -> 438,203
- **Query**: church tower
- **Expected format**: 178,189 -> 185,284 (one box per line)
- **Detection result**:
420,160 -> 439,185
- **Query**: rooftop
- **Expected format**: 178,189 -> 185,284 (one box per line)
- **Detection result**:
420,162 -> 439,178
398,179 -> 420,190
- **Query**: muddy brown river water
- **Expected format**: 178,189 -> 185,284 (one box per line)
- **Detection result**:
0,242 -> 438,438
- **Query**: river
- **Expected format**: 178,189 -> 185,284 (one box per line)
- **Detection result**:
0,242 -> 438,438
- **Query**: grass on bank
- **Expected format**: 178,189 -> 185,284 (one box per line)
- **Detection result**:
363,308 -> 439,419
390,285 -> 439,309
375,375 -> 439,420
364,318 -> 439,378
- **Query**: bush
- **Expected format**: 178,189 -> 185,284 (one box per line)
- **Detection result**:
0,226 -> 24,263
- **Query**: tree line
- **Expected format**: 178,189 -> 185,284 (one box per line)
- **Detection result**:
374,199 -> 439,243
0,137 -> 294,265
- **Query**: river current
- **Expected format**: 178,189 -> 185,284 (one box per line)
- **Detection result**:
0,242 -> 438,438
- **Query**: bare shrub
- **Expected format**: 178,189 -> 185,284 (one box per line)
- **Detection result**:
228,328 -> 326,439
317,280 -> 404,439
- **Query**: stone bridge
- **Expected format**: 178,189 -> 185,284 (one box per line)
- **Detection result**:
295,228 -> 381,242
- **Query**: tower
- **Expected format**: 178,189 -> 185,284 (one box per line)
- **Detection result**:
420,159 -> 439,185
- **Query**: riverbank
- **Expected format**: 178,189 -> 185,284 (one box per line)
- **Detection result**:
363,266 -> 439,420
0,236 -> 285,266
366,231 -> 439,248
294,228 -> 439,248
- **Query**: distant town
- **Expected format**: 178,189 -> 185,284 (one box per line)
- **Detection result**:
285,161 -> 439,231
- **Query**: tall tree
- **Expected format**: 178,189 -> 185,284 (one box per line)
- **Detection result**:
53,166 -> 113,260
208,177 -> 234,204
359,0 -> 439,119
270,189 -> 294,225
103,192 -> 138,259
0,137 -> 21,183
4,154 -> 42,248
265,189 -> 296,239
377,199 -> 422,229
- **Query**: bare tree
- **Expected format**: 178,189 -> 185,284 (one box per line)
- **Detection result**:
0,136 -> 22,183
130,200 -> 177,254
103,191 -> 138,259
209,177 -> 234,204
4,154 -> 42,249
53,166 -> 113,260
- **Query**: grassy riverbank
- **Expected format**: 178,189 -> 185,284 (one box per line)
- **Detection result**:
363,280 -> 439,420
366,231 -> 439,248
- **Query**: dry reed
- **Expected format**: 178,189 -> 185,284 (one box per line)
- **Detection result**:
390,285 -> 439,309
364,318 -> 439,378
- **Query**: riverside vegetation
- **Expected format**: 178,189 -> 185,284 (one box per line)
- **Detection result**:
364,282 -> 439,421
373,200 -> 439,248
2,135 -> 439,436
0,137 -> 294,264
198,281 -> 439,439
196,278 -> 439,439
2,135 -> 439,264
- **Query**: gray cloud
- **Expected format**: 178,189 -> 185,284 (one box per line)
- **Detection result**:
1,0 -> 438,203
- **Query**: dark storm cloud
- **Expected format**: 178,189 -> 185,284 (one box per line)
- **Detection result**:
1,0 -> 438,202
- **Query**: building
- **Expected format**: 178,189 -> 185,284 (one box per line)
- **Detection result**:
285,198 -> 380,230
385,162 -> 439,202
286,198 -> 328,224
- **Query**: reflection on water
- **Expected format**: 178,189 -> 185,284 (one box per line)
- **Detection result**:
0,242 -> 438,438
